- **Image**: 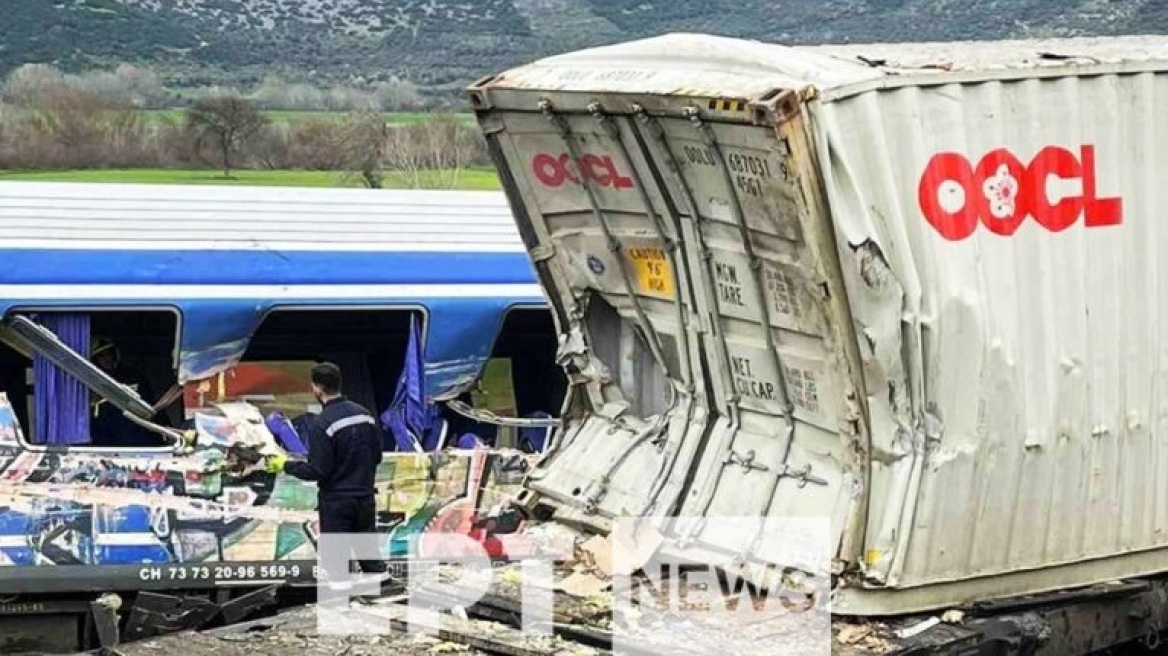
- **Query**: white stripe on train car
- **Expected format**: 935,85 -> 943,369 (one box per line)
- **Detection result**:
92,533 -> 165,546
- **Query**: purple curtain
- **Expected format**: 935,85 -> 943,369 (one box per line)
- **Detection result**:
380,313 -> 436,451
33,313 -> 91,445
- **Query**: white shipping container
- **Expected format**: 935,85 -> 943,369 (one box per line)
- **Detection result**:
468,34 -> 1168,615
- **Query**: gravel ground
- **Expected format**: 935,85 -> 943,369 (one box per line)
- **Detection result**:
115,604 -> 493,656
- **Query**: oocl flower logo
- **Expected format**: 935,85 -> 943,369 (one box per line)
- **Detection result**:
982,163 -> 1018,220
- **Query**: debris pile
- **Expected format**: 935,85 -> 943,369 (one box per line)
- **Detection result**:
835,622 -> 896,654
104,514 -> 925,656
115,592 -> 610,656
392,517 -> 836,656
113,603 -> 490,656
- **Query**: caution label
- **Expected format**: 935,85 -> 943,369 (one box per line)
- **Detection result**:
625,246 -> 675,298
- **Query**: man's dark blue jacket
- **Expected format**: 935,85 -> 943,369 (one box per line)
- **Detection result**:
283,396 -> 382,500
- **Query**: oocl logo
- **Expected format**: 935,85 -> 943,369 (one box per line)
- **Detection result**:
532,153 -> 634,189
917,145 -> 1123,241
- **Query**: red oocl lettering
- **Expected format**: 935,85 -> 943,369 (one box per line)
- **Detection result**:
918,144 -> 1123,241
531,153 -> 634,189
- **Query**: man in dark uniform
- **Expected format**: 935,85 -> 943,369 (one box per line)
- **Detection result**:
264,362 -> 387,583
90,337 -> 168,448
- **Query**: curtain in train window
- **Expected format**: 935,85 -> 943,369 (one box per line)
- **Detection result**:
33,313 -> 91,445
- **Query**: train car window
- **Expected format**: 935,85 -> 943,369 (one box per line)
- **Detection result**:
442,307 -> 565,452
0,330 -> 31,441
0,309 -> 181,447
242,308 -> 424,416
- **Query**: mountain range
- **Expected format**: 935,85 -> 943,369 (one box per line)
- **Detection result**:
4,0 -> 1163,92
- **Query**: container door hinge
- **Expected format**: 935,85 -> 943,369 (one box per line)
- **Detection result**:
780,463 -> 828,488
530,244 -> 556,262
726,449 -> 768,473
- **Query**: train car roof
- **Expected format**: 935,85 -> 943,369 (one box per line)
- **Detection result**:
0,181 -> 533,285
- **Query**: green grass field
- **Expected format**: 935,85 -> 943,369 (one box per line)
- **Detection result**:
0,167 -> 501,189
142,109 -> 473,125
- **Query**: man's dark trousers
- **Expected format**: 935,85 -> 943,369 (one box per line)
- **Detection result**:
320,494 -> 386,574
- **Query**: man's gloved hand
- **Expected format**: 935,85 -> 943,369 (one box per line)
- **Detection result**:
264,453 -> 288,474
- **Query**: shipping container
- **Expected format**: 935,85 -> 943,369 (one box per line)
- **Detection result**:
466,33 -> 1168,620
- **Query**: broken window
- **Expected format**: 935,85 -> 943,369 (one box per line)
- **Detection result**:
178,308 -> 423,454
0,309 -> 181,448
583,295 -> 673,419
240,308 -> 423,414
443,307 -> 566,452
0,303 -> 567,455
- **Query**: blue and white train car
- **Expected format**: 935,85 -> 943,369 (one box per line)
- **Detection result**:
0,181 -> 565,650
0,181 -> 564,446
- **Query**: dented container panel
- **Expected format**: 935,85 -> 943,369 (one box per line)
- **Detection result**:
472,33 -> 1168,615
488,110 -> 715,525
472,79 -> 868,577
813,66 -> 1168,611
638,112 -> 866,569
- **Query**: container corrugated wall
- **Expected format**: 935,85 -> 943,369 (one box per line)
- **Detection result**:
814,70 -> 1168,599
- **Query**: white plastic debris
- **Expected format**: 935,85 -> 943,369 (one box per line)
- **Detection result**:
895,616 -> 941,639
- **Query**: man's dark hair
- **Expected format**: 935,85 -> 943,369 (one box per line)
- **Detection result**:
311,362 -> 343,395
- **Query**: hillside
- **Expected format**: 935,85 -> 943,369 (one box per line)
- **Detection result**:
3,0 -> 1165,92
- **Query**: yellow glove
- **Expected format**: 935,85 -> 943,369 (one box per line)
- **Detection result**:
264,453 -> 288,474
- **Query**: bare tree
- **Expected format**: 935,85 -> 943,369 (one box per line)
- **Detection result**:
27,86 -> 142,167
185,95 -> 269,177
372,77 -> 423,111
248,122 -> 291,170
252,76 -> 329,111
381,112 -> 484,189
425,112 -> 481,188
75,64 -> 170,108
0,102 -> 15,168
382,124 -> 424,188
336,109 -> 389,188
325,85 -> 369,112
3,64 -> 66,106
